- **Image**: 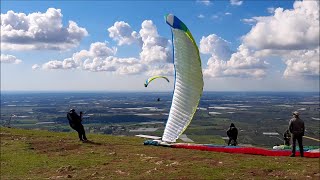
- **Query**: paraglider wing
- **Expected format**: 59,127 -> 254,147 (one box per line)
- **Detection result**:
144,76 -> 170,87
162,14 -> 204,143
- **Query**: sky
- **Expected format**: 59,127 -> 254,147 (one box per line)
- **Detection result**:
1,0 -> 319,92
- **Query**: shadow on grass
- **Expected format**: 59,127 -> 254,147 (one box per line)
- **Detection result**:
83,140 -> 102,145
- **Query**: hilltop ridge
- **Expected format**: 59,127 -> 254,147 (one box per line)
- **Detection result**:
1,127 -> 319,179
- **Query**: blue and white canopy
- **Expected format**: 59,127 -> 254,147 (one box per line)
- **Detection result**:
162,14 -> 204,143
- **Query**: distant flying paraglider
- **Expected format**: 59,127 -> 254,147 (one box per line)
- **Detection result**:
144,76 -> 170,87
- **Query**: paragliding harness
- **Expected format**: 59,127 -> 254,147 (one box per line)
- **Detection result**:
227,126 -> 238,146
283,130 -> 291,146
67,112 -> 82,131
67,111 -> 81,128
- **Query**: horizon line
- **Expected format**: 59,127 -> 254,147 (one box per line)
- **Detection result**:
1,90 -> 319,93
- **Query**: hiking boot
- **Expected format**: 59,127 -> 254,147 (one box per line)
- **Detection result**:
290,154 -> 295,157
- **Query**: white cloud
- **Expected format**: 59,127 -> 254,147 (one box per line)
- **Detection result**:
200,34 -> 267,79
198,14 -> 205,18
230,0 -> 243,6
32,64 -> 40,70
82,57 -> 113,72
283,47 -> 319,79
38,19 -> 172,75
243,1 -> 319,50
106,20 -> 171,65
146,64 -> 174,76
225,12 -> 232,16
117,63 -> 147,75
267,7 -> 275,14
88,42 -> 117,57
0,54 -> 22,64
42,60 -> 63,69
197,0 -> 212,6
41,42 -> 117,70
140,45 -> 171,64
1,8 -> 88,50
199,34 -> 233,61
107,21 -> 140,46
203,45 -> 268,78
82,56 -> 142,73
139,20 -> 171,64
241,18 -> 257,25
237,0 -> 320,79
62,58 -> 79,69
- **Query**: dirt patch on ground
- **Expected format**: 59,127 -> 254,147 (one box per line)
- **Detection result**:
246,168 -> 319,179
29,139 -> 82,154
0,132 -> 13,137
0,132 -> 26,141
247,168 -> 280,177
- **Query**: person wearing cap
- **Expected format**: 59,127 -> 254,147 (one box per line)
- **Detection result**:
67,109 -> 88,142
289,111 -> 305,157
227,123 -> 238,146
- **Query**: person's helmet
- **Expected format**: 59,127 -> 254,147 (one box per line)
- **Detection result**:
230,123 -> 235,127
292,111 -> 300,116
70,109 -> 75,112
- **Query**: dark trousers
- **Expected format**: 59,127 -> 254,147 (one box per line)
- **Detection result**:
292,134 -> 303,157
70,123 -> 87,141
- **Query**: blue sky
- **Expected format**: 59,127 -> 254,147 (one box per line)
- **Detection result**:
1,0 -> 319,92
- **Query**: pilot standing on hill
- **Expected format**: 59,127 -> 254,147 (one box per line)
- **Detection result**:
67,109 -> 88,142
289,111 -> 305,157
227,123 -> 238,146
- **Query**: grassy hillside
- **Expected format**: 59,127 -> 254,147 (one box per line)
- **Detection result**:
1,127 -> 319,179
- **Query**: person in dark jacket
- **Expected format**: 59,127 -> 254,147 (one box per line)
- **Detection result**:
283,129 -> 291,146
289,111 -> 305,157
227,123 -> 238,146
67,109 -> 88,142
